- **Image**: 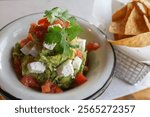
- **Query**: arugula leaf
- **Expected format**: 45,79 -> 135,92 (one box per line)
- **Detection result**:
44,7 -> 71,23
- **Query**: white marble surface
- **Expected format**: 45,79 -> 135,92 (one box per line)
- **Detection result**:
0,0 -> 149,99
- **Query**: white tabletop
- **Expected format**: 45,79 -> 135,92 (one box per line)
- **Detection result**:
0,0 -> 149,99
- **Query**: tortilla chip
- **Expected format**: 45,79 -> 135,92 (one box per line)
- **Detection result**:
112,6 -> 127,21
109,32 -> 150,47
132,0 -> 150,17
136,2 -> 147,14
109,22 -> 125,34
134,1 -> 150,25
144,15 -> 150,30
109,3 -> 134,34
114,34 -> 133,40
125,6 -> 149,35
132,0 -> 150,9
114,34 -> 120,40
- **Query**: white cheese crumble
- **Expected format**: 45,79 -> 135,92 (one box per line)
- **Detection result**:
57,60 -> 74,77
20,41 -> 33,55
43,42 -> 56,50
48,24 -> 62,28
72,56 -> 82,70
27,62 -> 46,73
77,38 -> 86,52
29,45 -> 38,57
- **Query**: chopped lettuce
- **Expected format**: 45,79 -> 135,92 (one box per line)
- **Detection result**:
59,76 -> 73,89
53,76 -> 73,90
21,56 -> 33,76
12,43 -> 23,58
39,53 -> 68,68
79,51 -> 87,72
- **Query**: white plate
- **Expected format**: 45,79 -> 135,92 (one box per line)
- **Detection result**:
0,13 -> 115,100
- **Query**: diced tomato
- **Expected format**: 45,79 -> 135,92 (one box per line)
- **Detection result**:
29,23 -> 47,42
33,25 -> 48,42
41,80 -> 63,93
20,39 -> 29,47
52,19 -> 65,27
27,33 -> 34,41
13,57 -> 22,76
20,76 -> 39,89
38,18 -> 50,26
75,49 -> 83,58
86,42 -> 100,51
64,21 -> 70,28
20,33 -> 33,47
41,82 -> 51,93
38,18 -> 50,29
55,86 -> 64,93
52,19 -> 70,28
29,23 -> 37,33
74,73 -> 87,85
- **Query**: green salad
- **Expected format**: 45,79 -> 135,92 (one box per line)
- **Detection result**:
12,7 -> 100,93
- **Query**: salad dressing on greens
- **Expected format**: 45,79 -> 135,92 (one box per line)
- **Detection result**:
12,7 -> 100,93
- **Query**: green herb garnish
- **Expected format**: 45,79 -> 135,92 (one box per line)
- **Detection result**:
44,7 -> 70,23
44,7 -> 83,57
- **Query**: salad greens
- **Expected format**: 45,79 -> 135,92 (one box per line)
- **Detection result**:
45,8 -> 83,57
44,7 -> 71,23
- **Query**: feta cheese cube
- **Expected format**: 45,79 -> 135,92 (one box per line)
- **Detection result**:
43,42 -> 56,50
72,56 -> 82,70
77,38 -> 86,52
29,45 -> 38,57
57,60 -> 74,77
48,24 -> 62,28
20,41 -> 33,55
27,62 -> 46,73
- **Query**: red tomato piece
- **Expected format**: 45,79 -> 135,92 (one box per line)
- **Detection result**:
29,23 -> 37,33
20,76 -> 39,89
20,33 -> 33,47
29,23 -> 47,42
75,73 -> 87,85
41,80 -> 63,93
64,21 -> 70,28
41,83 -> 51,93
86,42 -> 100,51
34,25 -> 48,42
52,19 -> 65,27
55,87 -> 64,93
38,18 -> 49,25
75,49 -> 83,58
13,57 -> 22,76
20,39 -> 29,47
38,17 -> 50,28
27,33 -> 34,41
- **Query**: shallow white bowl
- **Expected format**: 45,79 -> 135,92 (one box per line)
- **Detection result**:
0,13 -> 115,100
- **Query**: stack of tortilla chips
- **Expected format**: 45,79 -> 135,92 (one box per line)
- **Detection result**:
109,0 -> 150,47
